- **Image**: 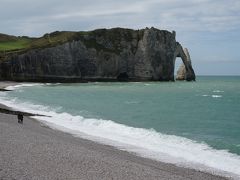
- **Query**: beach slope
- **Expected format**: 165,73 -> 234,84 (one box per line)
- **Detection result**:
0,107 -> 228,180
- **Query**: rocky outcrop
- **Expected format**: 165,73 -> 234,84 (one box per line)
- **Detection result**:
176,48 -> 195,81
176,63 -> 186,80
0,27 -> 195,82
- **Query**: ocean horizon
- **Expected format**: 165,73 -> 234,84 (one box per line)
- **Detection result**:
1,76 -> 240,178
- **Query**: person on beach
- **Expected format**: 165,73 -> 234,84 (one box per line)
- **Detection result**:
17,114 -> 23,124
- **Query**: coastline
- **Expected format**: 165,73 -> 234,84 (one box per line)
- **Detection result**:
0,82 -> 231,179
0,81 -> 20,90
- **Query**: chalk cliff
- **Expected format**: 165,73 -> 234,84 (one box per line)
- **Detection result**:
0,27 -> 195,82
176,48 -> 193,81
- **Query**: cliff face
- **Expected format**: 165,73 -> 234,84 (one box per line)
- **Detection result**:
0,27 -> 195,82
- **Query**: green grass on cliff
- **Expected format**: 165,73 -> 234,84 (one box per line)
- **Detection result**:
0,30 -> 109,57
0,28 -> 144,61
0,31 -> 81,61
0,31 -> 80,53
29,31 -> 78,49
0,38 -> 32,51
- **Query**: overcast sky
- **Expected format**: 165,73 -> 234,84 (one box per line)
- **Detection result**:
1,0 -> 240,75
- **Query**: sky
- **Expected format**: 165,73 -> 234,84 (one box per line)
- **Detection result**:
0,0 -> 240,75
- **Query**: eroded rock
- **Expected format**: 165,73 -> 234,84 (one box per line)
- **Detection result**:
176,48 -> 195,81
0,27 -> 195,82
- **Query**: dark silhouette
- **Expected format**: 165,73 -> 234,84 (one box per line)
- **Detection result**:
17,114 -> 23,124
117,72 -> 129,81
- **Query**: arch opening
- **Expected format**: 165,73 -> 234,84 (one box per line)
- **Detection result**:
172,44 -> 195,81
174,57 -> 185,80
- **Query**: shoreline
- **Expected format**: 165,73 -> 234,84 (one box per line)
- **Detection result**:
0,81 -> 232,179
0,81 -> 20,90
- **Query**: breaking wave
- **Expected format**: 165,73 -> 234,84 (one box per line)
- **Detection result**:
0,84 -> 239,179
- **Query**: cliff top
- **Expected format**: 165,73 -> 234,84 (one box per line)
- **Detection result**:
0,27 -> 173,61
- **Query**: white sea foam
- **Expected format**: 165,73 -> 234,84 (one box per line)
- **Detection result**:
0,95 -> 239,179
202,94 -> 222,98
212,95 -> 222,98
5,83 -> 44,91
213,90 -> 224,93
125,101 -> 140,104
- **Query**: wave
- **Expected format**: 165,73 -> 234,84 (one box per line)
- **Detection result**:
212,95 -> 222,98
213,90 -> 224,93
202,94 -> 223,98
0,90 -> 240,179
124,101 -> 141,104
5,83 -> 44,91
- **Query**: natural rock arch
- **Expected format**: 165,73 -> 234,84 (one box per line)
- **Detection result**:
0,28 -> 196,82
173,43 -> 195,81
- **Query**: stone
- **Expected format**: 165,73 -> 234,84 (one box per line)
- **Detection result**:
176,48 -> 195,81
0,27 -> 195,82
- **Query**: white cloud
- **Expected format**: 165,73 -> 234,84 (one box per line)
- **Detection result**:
0,0 -> 240,74
1,0 -> 239,35
50,4 -> 144,19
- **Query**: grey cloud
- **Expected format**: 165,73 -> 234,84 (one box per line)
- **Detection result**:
1,0 -> 240,35
1,0 -> 240,75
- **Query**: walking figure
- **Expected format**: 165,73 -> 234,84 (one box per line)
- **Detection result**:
17,114 -> 23,124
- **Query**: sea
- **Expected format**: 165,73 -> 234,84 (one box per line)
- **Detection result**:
0,76 -> 240,178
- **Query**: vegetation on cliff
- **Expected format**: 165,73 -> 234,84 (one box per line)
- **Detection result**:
0,31 -> 78,61
0,27 -> 195,82
0,33 -> 32,51
0,28 -> 145,61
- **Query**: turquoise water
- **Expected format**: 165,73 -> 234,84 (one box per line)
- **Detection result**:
1,76 -> 240,176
